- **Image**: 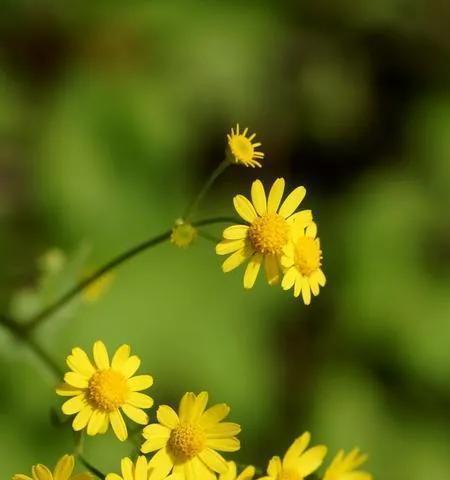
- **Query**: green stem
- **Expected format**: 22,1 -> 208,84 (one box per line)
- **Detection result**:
24,217 -> 236,332
183,159 -> 230,220
78,454 -> 105,479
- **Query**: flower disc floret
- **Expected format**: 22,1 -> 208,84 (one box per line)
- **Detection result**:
88,369 -> 128,412
168,422 -> 206,460
248,213 -> 289,255
227,124 -> 264,168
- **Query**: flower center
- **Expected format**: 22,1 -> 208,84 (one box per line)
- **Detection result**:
279,469 -> 299,480
87,369 -> 128,412
229,136 -> 253,162
248,213 -> 289,255
294,236 -> 322,276
168,423 -> 205,461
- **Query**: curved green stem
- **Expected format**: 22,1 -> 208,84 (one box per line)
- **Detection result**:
24,217 -> 235,332
183,159 -> 230,220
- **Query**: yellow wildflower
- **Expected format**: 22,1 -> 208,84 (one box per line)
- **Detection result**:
259,432 -> 327,480
12,454 -> 91,480
220,461 -> 255,480
141,391 -> 241,480
281,222 -> 325,305
323,448 -> 372,480
216,178 -> 312,288
82,271 -> 115,303
106,456 -> 178,480
227,124 -> 264,168
56,341 -> 153,441
171,220 -> 198,248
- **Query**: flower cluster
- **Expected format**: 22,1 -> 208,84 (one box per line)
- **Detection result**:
216,178 -> 325,305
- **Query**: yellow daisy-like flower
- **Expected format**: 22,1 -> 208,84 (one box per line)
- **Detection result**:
82,271 -> 115,303
56,341 -> 154,441
141,391 -> 241,480
220,461 -> 255,480
259,432 -> 327,480
227,124 -> 264,168
216,178 -> 312,289
106,456 -> 178,480
323,448 -> 372,480
12,454 -> 92,480
171,220 -> 198,249
280,222 -> 326,305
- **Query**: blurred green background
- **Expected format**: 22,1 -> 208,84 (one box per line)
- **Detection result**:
1,1 -> 450,479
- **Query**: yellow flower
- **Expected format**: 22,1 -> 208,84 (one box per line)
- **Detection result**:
259,432 -> 327,480
171,220 -> 198,248
106,456 -> 178,480
141,391 -> 241,480
56,341 -> 154,441
12,454 -> 92,480
227,124 -> 264,168
281,222 -> 325,305
82,271 -> 115,303
220,461 -> 255,480
216,178 -> 312,289
323,448 -> 372,480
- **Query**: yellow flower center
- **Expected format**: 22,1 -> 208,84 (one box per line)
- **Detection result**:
294,236 -> 322,276
279,469 -> 299,480
168,423 -> 205,461
229,135 -> 254,163
87,369 -> 128,411
248,213 -> 289,255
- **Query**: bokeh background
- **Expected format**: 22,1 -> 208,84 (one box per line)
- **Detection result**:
1,1 -> 450,479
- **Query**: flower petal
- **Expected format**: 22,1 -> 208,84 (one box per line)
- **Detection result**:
87,410 -> 107,436
205,437 -> 240,452
141,425 -> 170,453
301,278 -> 311,305
67,348 -> 95,377
251,180 -> 267,216
264,254 -> 280,285
72,405 -> 93,431
55,384 -> 82,397
233,195 -> 257,223
121,457 -> 134,480
179,392 -> 196,422
267,456 -> 282,477
198,448 -> 228,474
267,178 -> 285,214
53,455 -> 74,480
127,375 -> 153,391
111,344 -> 130,370
281,267 -> 298,291
135,456 -> 148,480
295,445 -> 327,477
127,392 -> 154,409
200,404 -> 230,428
64,372 -> 88,389
278,186 -> 306,218
120,356 -> 141,378
216,239 -> 246,256
157,405 -> 179,429
32,465 -> 52,480
243,253 -> 263,289
283,432 -> 311,467
222,225 -> 249,240
110,410 -> 127,441
305,223 -> 317,238
62,395 -> 86,415
206,422 -> 241,438
148,447 -> 173,480
121,404 -> 149,425
93,341 -> 110,370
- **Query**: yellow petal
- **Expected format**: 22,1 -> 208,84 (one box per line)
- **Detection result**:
283,432 -> 311,467
12,476 -> 33,480
121,404 -> 148,425
87,410 -> 107,436
296,446 -> 327,477
32,465 -> 52,480
110,410 -> 127,441
127,392 -> 154,409
120,356 -> 141,378
301,278 -> 311,305
64,372 -> 88,389
316,269 -> 326,287
62,395 -> 85,415
305,223 -> 317,238
233,195 -> 257,223
237,465 -> 256,480
199,404 -> 230,428
121,457 -> 134,480
222,225 -> 249,240
105,475 -> 122,480
251,180 -> 267,216
198,448 -> 228,474
286,210 -> 312,227
222,246 -> 253,273
216,239 -> 246,256
267,178 -> 285,214
53,455 -> 74,480
294,275 -> 302,298
205,437 -> 240,452
72,405 -> 93,431
67,348 -> 95,377
141,434 -> 170,453
157,405 -> 179,429
135,456 -> 148,480
179,392 -> 196,422
191,391 -> 209,422
71,475 -> 94,480
278,186 -> 306,218
220,461 -> 236,480
93,341 -> 110,370
243,254 -> 263,289
309,276 -> 320,296
281,267 -> 298,291
264,254 -> 280,285
55,383 -> 81,397
127,375 -> 153,392
111,344 -> 130,370
148,447 -> 174,480
191,457 -> 216,480
267,456 -> 282,477
206,422 -> 241,438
